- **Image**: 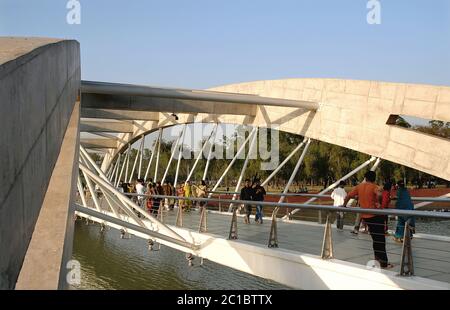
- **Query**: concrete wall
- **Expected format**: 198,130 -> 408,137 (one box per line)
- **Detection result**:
210,79 -> 450,181
0,38 -> 80,289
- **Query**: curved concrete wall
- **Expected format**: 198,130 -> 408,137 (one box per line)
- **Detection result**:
210,79 -> 450,181
0,38 -> 80,288
101,78 -> 450,181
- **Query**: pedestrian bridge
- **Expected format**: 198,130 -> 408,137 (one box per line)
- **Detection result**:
1,37 -> 450,289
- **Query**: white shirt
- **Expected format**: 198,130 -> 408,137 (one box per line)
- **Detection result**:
331,187 -> 347,207
136,183 -> 146,195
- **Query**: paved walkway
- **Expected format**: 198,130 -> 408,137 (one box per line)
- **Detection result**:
158,207 -> 450,284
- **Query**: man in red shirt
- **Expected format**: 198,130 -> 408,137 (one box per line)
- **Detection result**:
342,171 -> 393,269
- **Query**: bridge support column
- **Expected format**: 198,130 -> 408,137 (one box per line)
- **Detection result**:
199,207 -> 207,233
176,206 -> 183,227
400,222 -> 414,276
268,210 -> 279,248
321,214 -> 334,259
228,207 -> 238,240
157,203 -> 165,223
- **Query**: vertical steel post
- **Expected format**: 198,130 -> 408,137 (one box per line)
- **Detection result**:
321,213 -> 334,259
400,222 -> 414,276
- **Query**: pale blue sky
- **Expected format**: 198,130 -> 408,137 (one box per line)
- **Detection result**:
1,0 -> 449,89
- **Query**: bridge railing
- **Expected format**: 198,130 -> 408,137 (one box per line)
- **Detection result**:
77,190 -> 450,279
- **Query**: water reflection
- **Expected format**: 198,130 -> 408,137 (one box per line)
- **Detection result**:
72,221 -> 290,290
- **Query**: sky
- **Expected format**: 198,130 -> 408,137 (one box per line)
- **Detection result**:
1,0 -> 448,148
1,0 -> 449,89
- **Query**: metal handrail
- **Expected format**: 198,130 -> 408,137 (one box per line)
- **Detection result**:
118,192 -> 450,220
208,190 -> 450,202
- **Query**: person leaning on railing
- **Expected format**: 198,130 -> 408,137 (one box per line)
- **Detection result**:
393,179 -> 416,243
341,171 -> 394,269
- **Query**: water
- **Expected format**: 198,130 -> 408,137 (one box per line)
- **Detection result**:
71,221 -> 290,290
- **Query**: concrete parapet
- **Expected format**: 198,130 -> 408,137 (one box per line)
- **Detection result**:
0,37 -> 80,289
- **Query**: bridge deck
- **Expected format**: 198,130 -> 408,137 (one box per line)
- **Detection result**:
159,208 -> 450,284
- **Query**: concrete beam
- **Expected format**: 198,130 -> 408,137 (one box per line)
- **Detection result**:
81,80 -> 319,110
80,120 -> 133,133
81,139 -> 117,149
81,93 -> 257,116
81,108 -> 160,121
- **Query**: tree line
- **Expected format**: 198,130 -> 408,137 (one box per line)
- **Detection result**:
94,120 -> 449,189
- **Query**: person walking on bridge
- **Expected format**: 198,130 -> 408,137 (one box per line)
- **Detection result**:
152,181 -> 163,216
184,181 -> 193,212
240,179 -> 255,224
342,171 -> 393,269
193,180 -> 208,212
162,181 -> 172,210
331,181 -> 346,230
253,179 -> 266,224
136,179 -> 146,207
146,183 -> 156,214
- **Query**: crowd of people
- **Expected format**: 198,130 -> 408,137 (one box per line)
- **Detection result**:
117,178 -> 210,216
332,171 -> 416,269
112,170 -> 417,270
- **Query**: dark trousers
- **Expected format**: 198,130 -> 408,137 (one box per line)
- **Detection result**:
364,215 -> 389,267
152,200 -> 160,215
244,204 -> 252,218
336,212 -> 344,229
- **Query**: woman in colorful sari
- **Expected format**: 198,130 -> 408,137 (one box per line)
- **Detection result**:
394,180 -> 415,243
183,181 -> 193,211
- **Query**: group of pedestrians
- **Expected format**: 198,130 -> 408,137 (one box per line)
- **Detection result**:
119,178 -> 210,216
240,179 -> 267,224
120,170 -> 417,270
330,171 -> 416,269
